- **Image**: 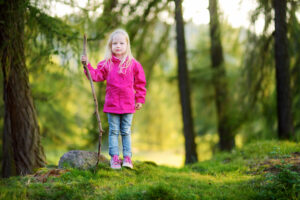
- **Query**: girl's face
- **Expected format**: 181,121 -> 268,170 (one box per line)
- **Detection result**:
111,33 -> 127,58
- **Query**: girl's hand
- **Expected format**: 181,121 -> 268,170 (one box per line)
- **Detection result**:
81,55 -> 88,65
135,103 -> 142,110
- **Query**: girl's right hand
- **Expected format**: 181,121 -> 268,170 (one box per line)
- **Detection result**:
81,55 -> 88,64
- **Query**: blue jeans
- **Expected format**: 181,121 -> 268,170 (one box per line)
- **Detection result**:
107,113 -> 133,157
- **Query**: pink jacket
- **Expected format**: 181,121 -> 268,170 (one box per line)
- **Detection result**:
84,56 -> 146,114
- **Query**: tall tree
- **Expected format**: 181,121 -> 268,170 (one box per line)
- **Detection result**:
242,0 -> 300,141
208,0 -> 235,150
0,0 -> 45,177
273,0 -> 294,139
174,0 -> 198,164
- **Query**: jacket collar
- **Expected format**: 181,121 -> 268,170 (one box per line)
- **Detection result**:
111,55 -> 121,63
111,55 -> 128,63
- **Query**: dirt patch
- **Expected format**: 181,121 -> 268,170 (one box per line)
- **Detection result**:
33,169 -> 70,183
250,152 -> 300,174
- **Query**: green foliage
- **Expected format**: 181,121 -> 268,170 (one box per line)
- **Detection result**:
187,24 -> 217,136
187,21 -> 247,140
134,65 -> 183,151
255,164 -> 300,200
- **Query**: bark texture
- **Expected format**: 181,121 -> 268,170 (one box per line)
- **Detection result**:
0,0 -> 46,178
273,0 -> 294,139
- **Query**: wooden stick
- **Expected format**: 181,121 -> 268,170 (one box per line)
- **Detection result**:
82,34 -> 104,169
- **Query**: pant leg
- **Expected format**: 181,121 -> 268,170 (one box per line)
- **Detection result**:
120,113 -> 133,157
107,113 -> 121,157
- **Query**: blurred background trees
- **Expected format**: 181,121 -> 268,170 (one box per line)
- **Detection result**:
0,0 -> 299,177
208,0 -> 235,151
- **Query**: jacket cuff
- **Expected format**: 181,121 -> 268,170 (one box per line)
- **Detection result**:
135,97 -> 145,104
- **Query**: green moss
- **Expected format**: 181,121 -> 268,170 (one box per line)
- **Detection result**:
0,140 -> 299,200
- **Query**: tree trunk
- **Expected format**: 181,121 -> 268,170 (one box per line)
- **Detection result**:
174,0 -> 198,164
273,0 -> 294,139
208,0 -> 235,151
0,0 -> 46,178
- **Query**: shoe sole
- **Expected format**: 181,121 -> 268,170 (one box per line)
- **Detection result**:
122,164 -> 133,169
110,162 -> 121,170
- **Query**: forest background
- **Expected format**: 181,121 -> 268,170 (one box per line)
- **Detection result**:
0,0 -> 299,173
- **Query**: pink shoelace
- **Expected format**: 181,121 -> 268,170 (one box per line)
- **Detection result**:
124,156 -> 132,164
112,156 -> 122,165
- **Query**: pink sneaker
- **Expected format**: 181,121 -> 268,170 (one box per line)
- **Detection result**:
122,156 -> 133,169
110,155 -> 121,169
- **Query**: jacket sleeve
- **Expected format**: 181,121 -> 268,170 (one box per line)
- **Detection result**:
84,61 -> 108,82
134,62 -> 147,103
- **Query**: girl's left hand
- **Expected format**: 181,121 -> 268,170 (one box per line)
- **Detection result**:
135,103 -> 142,110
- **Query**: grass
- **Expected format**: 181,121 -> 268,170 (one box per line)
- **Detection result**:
0,140 -> 299,200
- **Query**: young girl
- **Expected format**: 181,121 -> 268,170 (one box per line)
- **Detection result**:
81,29 -> 146,169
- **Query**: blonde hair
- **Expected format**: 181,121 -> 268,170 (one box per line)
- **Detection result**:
104,29 -> 133,74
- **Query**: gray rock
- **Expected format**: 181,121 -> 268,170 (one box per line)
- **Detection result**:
58,150 -> 109,170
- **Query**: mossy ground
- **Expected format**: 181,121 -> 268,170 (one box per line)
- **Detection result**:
1,140 -> 299,200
